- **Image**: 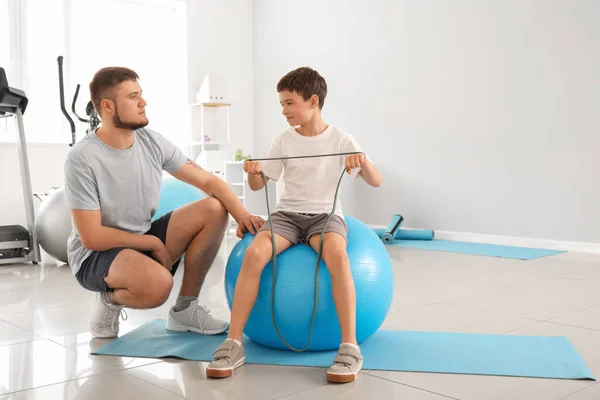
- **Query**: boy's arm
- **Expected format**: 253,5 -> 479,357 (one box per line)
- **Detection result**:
345,153 -> 382,187
358,159 -> 382,187
247,171 -> 269,191
343,134 -> 382,188
247,138 -> 283,191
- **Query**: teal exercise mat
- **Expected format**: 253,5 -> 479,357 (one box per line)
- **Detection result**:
373,228 -> 564,260
92,319 -> 594,380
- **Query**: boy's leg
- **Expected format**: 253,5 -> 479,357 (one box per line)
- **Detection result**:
307,231 -> 357,345
307,215 -> 363,383
227,231 -> 293,340
207,211 -> 298,378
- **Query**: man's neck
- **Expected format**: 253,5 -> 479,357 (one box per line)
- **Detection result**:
296,115 -> 328,137
96,126 -> 135,150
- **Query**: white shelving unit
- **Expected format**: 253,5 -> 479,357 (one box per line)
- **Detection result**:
187,102 -> 231,175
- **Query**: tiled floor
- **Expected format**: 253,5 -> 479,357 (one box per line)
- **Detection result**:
1,238 -> 600,399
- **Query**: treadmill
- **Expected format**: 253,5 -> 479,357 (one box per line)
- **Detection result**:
0,67 -> 41,265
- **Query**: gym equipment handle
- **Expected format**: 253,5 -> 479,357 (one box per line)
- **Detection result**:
57,56 -> 76,146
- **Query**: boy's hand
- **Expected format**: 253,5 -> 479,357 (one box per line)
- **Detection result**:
345,153 -> 366,174
244,161 -> 262,175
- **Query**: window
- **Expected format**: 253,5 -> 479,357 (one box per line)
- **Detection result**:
0,0 -> 9,70
21,0 -> 66,142
1,0 -> 187,144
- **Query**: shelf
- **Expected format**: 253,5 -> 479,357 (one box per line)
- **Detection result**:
237,196 -> 244,200
231,183 -> 244,187
188,102 -> 231,107
190,141 -> 227,146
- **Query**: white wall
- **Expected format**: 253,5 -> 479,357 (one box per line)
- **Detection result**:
0,0 -> 255,226
0,143 -> 70,225
253,0 -> 600,243
185,0 -> 254,163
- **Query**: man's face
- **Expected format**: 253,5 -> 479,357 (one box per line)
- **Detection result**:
108,79 -> 149,130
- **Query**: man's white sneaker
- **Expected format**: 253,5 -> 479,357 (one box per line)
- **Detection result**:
90,292 -> 127,339
166,299 -> 229,335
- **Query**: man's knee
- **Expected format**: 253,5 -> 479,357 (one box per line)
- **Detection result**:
143,268 -> 173,308
115,250 -> 173,307
203,197 -> 227,219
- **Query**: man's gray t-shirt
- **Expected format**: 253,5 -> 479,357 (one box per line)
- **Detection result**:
64,128 -> 187,275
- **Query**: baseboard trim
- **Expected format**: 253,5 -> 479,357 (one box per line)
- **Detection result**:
370,225 -> 600,254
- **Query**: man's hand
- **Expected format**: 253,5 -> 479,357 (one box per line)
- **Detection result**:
345,153 -> 366,174
244,161 -> 263,175
150,236 -> 173,271
236,214 -> 265,238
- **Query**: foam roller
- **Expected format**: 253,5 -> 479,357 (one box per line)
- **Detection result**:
392,229 -> 435,241
382,214 -> 404,243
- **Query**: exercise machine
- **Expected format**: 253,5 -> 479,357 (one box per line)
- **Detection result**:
57,55 -> 99,146
0,67 -> 42,265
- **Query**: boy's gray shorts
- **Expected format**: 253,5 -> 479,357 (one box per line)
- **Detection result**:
258,211 -> 347,245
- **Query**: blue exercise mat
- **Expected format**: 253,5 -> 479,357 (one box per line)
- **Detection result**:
373,229 -> 564,260
92,319 -> 594,380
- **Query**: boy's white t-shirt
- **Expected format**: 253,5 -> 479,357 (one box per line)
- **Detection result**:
260,125 -> 363,217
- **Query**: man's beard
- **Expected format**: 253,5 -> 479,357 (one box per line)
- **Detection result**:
112,104 -> 149,130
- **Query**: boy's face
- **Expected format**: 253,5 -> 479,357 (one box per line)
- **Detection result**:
279,90 -> 317,126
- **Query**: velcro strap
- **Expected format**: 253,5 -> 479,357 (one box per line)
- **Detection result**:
334,353 -> 357,366
213,344 -> 233,360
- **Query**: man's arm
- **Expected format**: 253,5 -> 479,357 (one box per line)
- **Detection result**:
72,209 -> 162,252
170,159 -> 263,234
64,156 -> 162,252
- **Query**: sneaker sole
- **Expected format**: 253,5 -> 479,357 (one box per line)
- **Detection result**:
90,323 -> 118,339
165,318 -> 229,335
326,360 -> 363,383
206,356 -> 246,378
90,330 -> 118,339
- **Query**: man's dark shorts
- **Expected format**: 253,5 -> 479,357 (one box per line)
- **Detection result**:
75,212 -> 181,293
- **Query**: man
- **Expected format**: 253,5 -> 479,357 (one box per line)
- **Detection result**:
64,66 -> 264,338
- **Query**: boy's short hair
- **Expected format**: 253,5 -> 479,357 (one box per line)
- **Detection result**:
277,67 -> 327,109
89,67 -> 139,113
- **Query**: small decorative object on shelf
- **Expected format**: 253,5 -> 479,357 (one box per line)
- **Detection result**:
234,148 -> 252,162
204,135 -> 211,142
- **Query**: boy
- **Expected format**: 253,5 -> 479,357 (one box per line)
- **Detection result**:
207,67 -> 382,383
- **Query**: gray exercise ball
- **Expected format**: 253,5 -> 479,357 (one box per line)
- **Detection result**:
35,187 -> 71,264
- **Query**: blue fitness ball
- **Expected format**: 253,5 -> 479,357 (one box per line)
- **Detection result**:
152,177 -> 206,221
225,215 -> 394,351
